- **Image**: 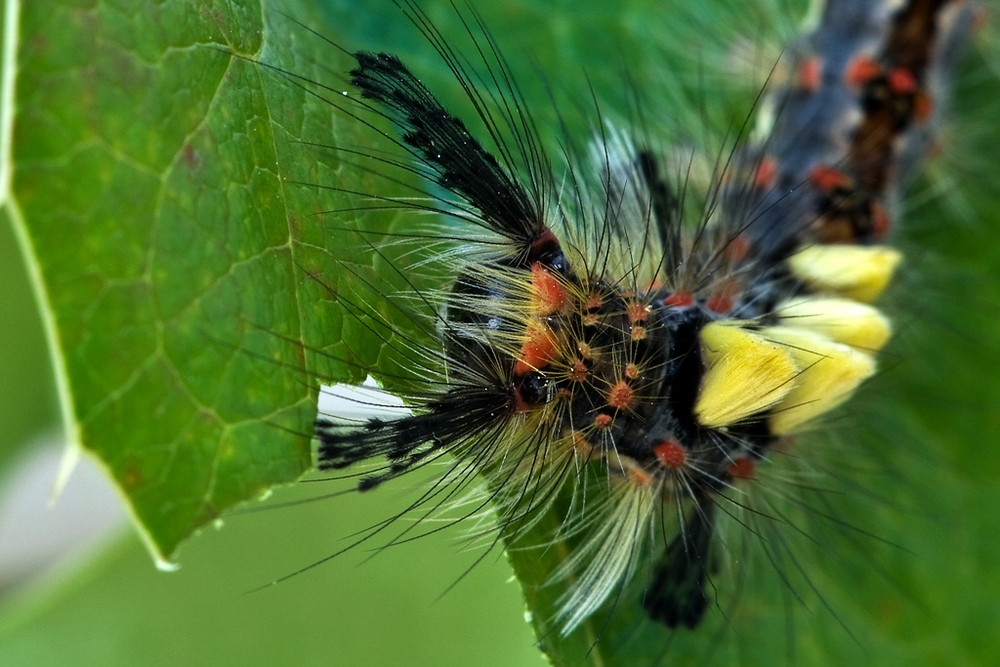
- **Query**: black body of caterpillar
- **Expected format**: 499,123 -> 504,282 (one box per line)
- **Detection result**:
312,0 -> 976,635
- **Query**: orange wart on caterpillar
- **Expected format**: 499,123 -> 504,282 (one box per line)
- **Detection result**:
222,0 -> 984,645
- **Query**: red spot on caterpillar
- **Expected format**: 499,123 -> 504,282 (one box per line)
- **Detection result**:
654,440 -> 686,469
627,301 -> 649,324
798,56 -> 822,92
585,291 -> 603,310
844,55 -> 880,87
706,277 -> 739,314
754,156 -> 778,189
665,291 -> 694,307
913,91 -> 933,122
607,381 -> 634,410
569,359 -> 588,382
728,457 -> 756,479
706,294 -> 732,314
723,234 -> 751,263
887,67 -> 917,95
809,164 -> 852,192
594,413 -> 613,430
531,262 -> 567,315
515,323 -> 557,375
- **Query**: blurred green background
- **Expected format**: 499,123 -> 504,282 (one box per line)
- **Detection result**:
2,0 -> 1000,666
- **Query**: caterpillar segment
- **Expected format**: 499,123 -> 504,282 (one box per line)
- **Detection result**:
313,0 -> 975,635
642,0 -> 976,629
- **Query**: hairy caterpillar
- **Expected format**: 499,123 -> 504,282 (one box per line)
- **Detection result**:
247,0 -> 986,662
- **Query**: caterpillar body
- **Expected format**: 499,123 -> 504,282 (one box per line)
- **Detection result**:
269,0 -> 982,655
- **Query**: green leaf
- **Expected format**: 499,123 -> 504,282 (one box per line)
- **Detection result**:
8,0 -> 419,559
